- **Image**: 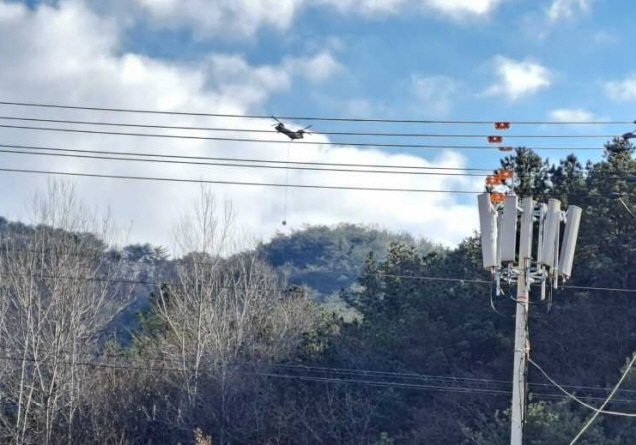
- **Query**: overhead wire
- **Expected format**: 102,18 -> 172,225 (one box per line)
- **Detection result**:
0,353 -> 517,397
1,352 -> 636,404
3,246 -> 636,294
0,143 -> 632,182
0,100 -> 632,125
0,246 -> 494,286
0,268 -> 491,288
568,353 -> 636,444
0,167 -> 484,193
618,197 -> 636,219
0,146 -> 493,177
4,246 -> 636,294
562,285 -> 636,294
0,343 -> 634,396
529,357 -> 636,418
0,123 -> 612,150
0,115 -> 622,138
0,143 -> 495,172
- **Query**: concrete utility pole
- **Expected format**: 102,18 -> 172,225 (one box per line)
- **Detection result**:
510,197 -> 533,445
478,188 -> 581,445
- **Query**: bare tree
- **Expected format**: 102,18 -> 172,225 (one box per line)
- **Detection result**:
0,180 -> 132,445
131,187 -> 321,444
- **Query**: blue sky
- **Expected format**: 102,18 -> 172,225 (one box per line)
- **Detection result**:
120,0 -> 632,165
0,0 -> 633,249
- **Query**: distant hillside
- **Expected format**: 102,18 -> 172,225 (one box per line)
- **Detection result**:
258,223 -> 441,299
0,217 -> 441,335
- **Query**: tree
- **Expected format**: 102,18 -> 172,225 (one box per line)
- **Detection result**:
0,181 -> 132,445
473,402 -> 612,445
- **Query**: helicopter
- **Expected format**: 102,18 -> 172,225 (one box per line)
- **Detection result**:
272,117 -> 313,140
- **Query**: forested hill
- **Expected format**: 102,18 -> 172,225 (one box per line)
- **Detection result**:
3,146 -> 636,444
258,224 -> 440,298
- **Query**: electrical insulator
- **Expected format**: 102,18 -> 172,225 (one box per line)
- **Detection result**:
498,146 -> 513,152
494,122 -> 511,130
488,136 -> 503,144
498,169 -> 514,180
485,176 -> 499,186
490,193 -> 505,204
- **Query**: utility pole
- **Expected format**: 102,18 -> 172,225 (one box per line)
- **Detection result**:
510,197 -> 533,445
478,187 -> 581,445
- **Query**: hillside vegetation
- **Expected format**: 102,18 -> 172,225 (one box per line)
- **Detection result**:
1,146 -> 636,444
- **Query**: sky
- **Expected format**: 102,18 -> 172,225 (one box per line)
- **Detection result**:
0,0 -> 633,251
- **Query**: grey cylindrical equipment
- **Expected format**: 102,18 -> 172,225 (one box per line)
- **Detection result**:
536,203 -> 548,264
559,205 -> 582,278
500,195 -> 518,263
478,193 -> 498,269
539,199 -> 561,267
518,197 -> 534,264
497,212 -> 504,265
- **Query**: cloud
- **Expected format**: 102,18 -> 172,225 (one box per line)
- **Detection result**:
133,0 -> 507,38
283,51 -> 343,84
547,0 -> 592,22
134,0 -> 299,38
320,0 -> 504,16
411,75 -> 459,116
422,0 -> 505,17
605,75 -> 636,101
549,108 -> 596,122
0,0 -> 479,249
484,56 -> 552,101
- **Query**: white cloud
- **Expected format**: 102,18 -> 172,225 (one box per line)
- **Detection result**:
485,56 -> 552,101
422,0 -> 505,17
547,0 -> 592,22
549,108 -> 596,122
411,75 -> 459,116
283,51 -> 343,84
133,0 -> 506,38
135,0 -> 299,38
0,0 -> 479,249
605,75 -> 636,101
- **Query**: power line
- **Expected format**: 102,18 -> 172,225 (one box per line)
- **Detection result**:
0,268 -> 489,288
0,143 -> 495,172
3,145 -> 632,181
562,285 -> 636,294
0,246 -> 494,285
0,123 -> 607,150
0,101 -> 631,125
2,343 -> 635,396
0,115 -> 622,138
237,362 -> 636,395
1,143 -> 634,188
0,147 -> 492,178
1,353 -> 635,404
568,354 -> 636,445
0,353 -> 515,397
6,245 -> 636,294
7,243 -> 636,294
529,357 -> 636,419
0,167 -> 483,194
618,197 -> 636,219
2,257 -> 636,297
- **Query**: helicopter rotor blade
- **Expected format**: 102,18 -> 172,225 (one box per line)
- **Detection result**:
302,125 -> 313,131
272,116 -> 282,124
